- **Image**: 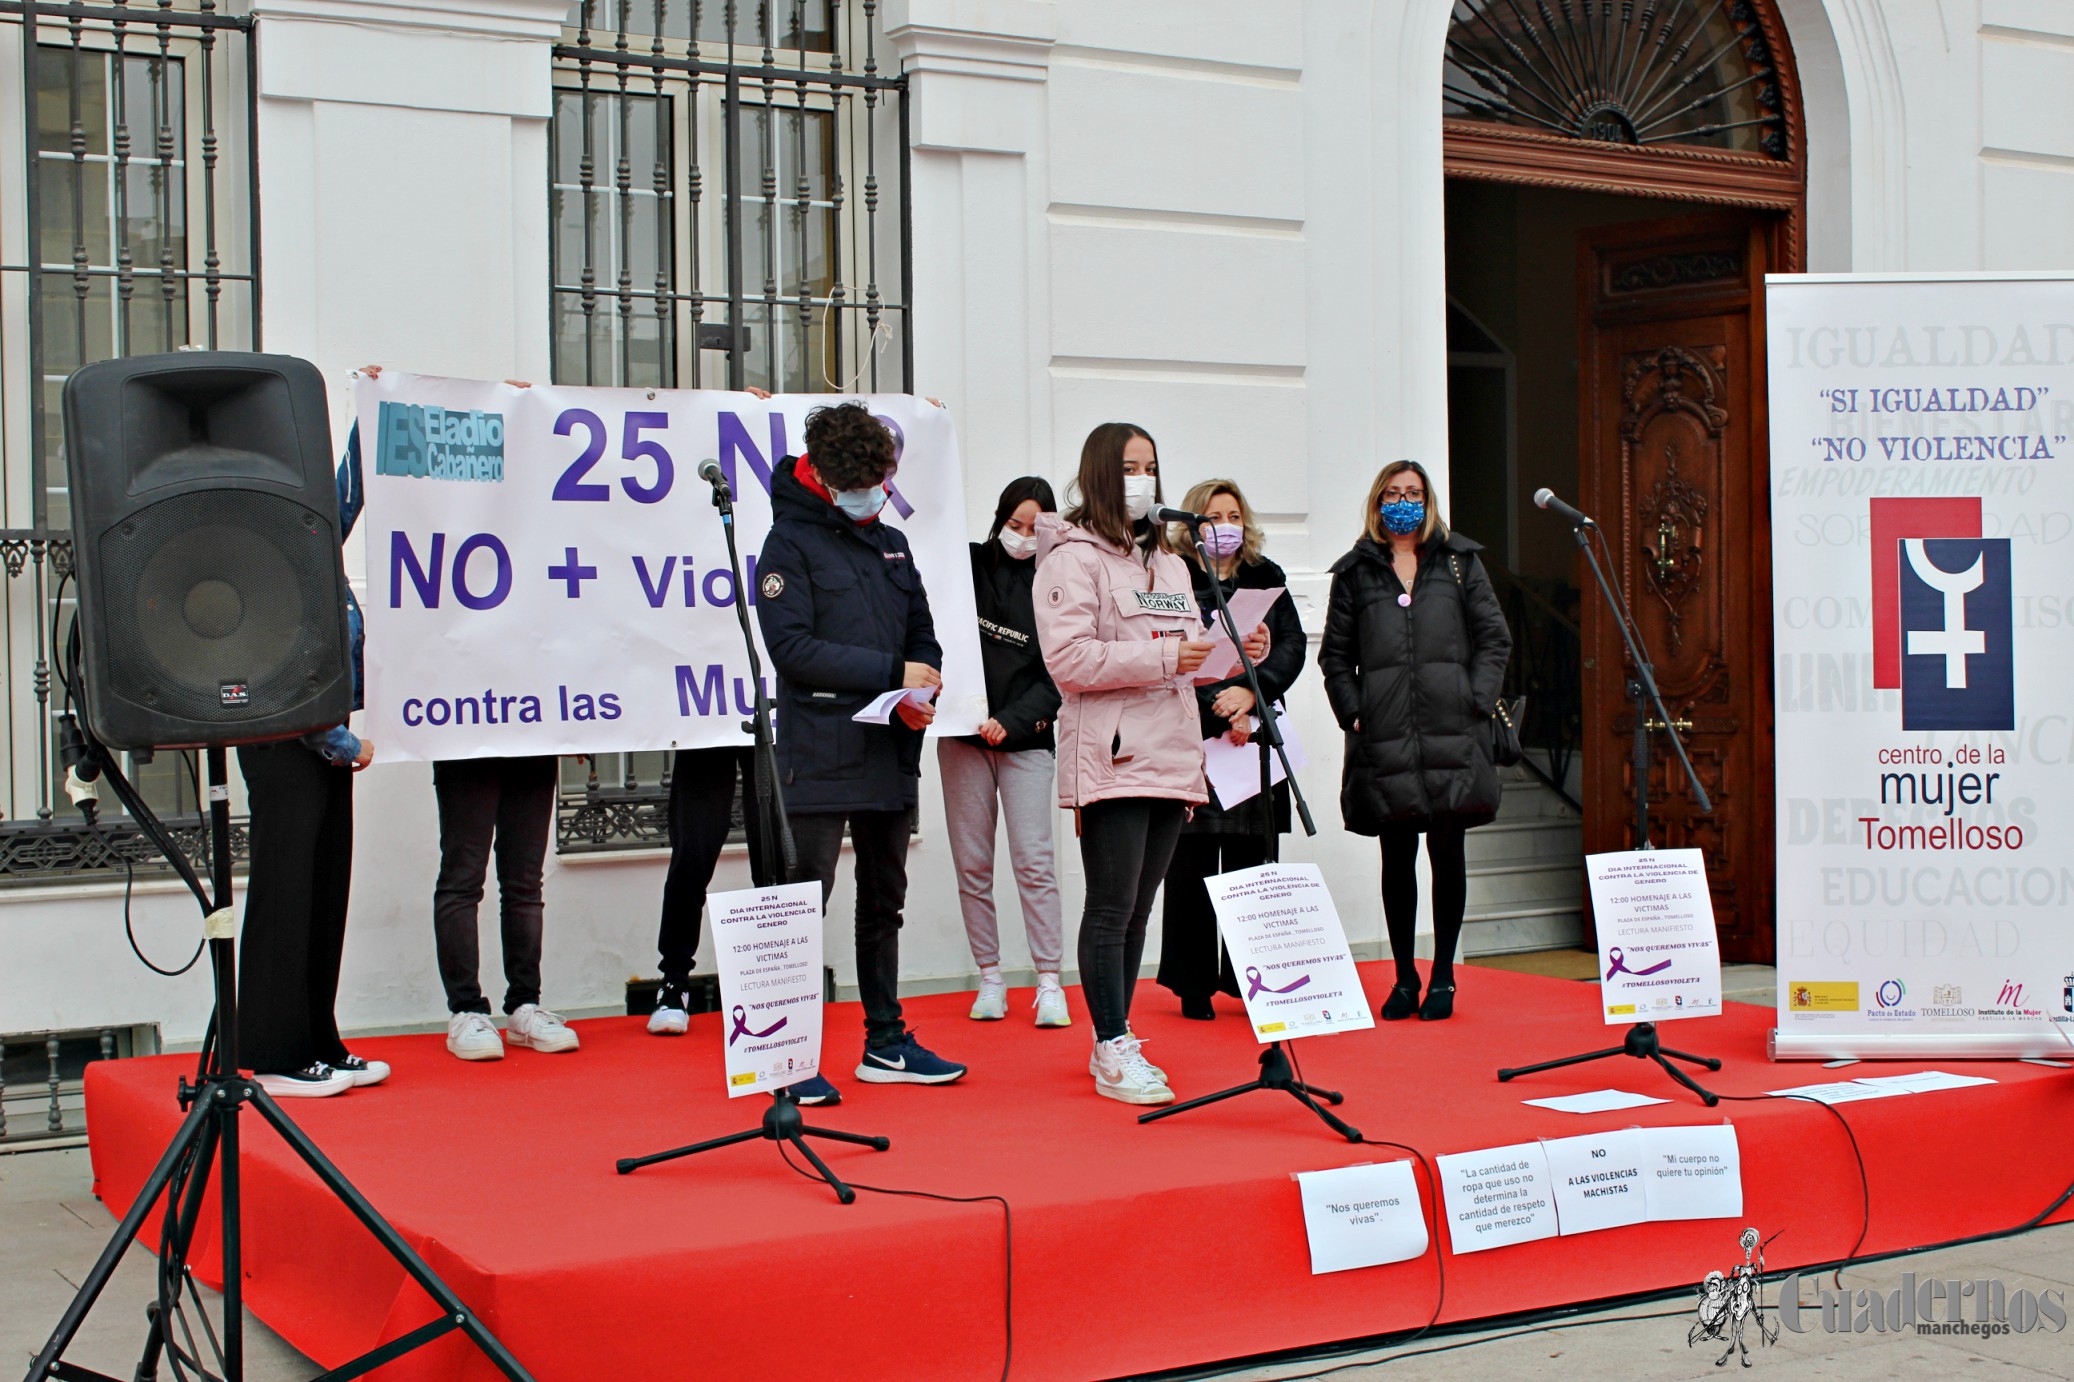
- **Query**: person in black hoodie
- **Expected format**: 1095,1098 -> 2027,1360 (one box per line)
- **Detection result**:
1155,479 -> 1309,1020
756,400 -> 966,1101
1319,459 -> 1511,1023
938,477 -> 1069,1028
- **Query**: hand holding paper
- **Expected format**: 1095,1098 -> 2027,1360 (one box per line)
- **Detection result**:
853,685 -> 938,725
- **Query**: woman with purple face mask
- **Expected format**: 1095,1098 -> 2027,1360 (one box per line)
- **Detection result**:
1155,479 -> 1308,1020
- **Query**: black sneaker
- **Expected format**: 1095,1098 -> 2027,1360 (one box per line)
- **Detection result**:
333,1053 -> 390,1087
252,1063 -> 354,1099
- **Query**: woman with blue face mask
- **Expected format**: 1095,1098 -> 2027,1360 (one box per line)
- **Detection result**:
1155,479 -> 1308,1020
1319,460 -> 1512,1022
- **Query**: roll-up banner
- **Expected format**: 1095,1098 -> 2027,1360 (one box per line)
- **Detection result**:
1768,272 -> 2074,1059
353,374 -> 985,761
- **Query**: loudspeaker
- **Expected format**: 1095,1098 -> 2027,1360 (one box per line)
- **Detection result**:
62,351 -> 354,751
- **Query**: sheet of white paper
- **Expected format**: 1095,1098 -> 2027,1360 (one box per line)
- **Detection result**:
1521,1089 -> 1673,1114
1201,704 -> 1308,808
1544,1128 -> 1651,1236
1852,1070 -> 1998,1093
1295,1161 -> 1430,1274
1436,1142 -> 1559,1254
1588,848 -> 1724,1024
1190,586 -> 1286,682
1639,1125 -> 1742,1221
710,882 -> 825,1097
1766,1080 -> 1914,1105
851,685 -> 937,724
1209,863 -> 1375,1042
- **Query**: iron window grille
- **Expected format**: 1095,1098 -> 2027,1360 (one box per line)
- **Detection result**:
0,0 -> 259,883
548,0 -> 910,852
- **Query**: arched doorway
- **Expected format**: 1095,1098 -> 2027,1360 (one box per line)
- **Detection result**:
1441,0 -> 1809,963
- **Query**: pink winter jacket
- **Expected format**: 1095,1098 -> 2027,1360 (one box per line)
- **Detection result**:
1033,517 -> 1209,809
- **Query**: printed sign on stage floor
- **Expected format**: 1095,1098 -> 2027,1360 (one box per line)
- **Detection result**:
1587,848 -> 1723,1024
1436,1141 -> 1557,1254
354,373 -> 984,761
1295,1161 -> 1430,1274
1207,863 -> 1375,1042
710,882 -> 824,1098
1543,1128 -> 1650,1236
1640,1125 -> 1742,1221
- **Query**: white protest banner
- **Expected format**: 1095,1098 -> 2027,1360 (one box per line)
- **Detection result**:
1206,863 -> 1375,1042
1435,1142 -> 1558,1254
1542,1128 -> 1649,1236
1768,273 -> 2074,1058
710,882 -> 825,1098
1588,848 -> 1723,1024
1295,1161 -> 1430,1274
1639,1124 -> 1742,1221
354,373 -> 984,760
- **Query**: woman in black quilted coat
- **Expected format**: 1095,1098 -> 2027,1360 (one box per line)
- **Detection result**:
1319,460 -> 1511,1022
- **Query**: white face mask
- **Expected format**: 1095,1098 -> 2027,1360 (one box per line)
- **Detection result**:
998,526 -> 1037,560
1123,474 -> 1158,522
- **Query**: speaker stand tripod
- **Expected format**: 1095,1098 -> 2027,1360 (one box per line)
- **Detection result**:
24,748 -> 534,1382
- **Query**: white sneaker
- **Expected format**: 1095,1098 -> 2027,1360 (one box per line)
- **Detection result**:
648,983 -> 691,1036
1034,982 -> 1071,1028
446,1012 -> 504,1062
507,1003 -> 580,1053
1091,1034 -> 1173,1106
253,1062 -> 354,1098
1089,1031 -> 1165,1083
969,976 -> 1008,1021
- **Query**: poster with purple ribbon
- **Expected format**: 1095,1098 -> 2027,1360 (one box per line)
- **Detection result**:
1587,849 -> 1723,1025
1206,863 -> 1375,1042
710,881 -> 826,1097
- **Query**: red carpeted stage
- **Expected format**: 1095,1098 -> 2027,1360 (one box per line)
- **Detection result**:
84,962 -> 2073,1381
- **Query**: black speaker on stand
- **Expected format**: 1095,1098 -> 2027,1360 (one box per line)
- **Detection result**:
26,351 -> 535,1382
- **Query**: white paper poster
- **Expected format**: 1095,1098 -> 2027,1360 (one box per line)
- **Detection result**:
1201,703 -> 1307,810
1768,274 -> 2074,1057
709,882 -> 825,1098
1639,1124 -> 1743,1221
1587,848 -> 1723,1024
1542,1129 -> 1650,1236
1294,1161 -> 1430,1275
354,373 -> 984,760
1435,1141 -> 1558,1254
1206,863 -> 1376,1042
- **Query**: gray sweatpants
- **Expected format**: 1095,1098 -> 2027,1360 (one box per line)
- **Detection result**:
936,737 -> 1064,972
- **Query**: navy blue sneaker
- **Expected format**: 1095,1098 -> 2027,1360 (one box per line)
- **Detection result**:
855,1033 -> 967,1085
785,1073 -> 841,1106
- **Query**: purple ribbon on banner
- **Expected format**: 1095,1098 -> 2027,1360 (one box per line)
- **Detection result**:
728,1004 -> 787,1046
1244,966 -> 1312,1000
1604,947 -> 1672,980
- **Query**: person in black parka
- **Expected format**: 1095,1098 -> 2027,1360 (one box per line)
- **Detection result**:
1156,478 -> 1308,1020
1319,459 -> 1511,1023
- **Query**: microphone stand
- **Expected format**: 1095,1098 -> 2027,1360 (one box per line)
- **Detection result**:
616,466 -> 890,1203
1139,519 -> 1359,1141
1495,512 -> 1721,1104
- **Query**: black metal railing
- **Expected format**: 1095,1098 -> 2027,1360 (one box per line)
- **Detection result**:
0,1024 -> 155,1146
1486,557 -> 1583,813
1,0 -> 259,878
547,0 -> 910,849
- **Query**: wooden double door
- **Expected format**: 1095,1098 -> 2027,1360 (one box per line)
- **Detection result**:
1576,213 -> 1779,963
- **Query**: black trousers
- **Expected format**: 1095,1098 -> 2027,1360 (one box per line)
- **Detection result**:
656,746 -> 770,984
1381,821 -> 1470,987
236,742 -> 353,1073
1156,832 -> 1267,1002
432,756 -> 557,1015
1077,797 -> 1186,1042
788,809 -> 910,1050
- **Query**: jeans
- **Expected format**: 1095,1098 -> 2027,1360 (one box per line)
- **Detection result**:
1076,797 -> 1186,1041
1155,832 -> 1267,1001
432,756 -> 557,1015
657,747 -> 769,983
236,741 -> 353,1072
1381,822 -> 1469,988
789,809 -> 912,1049
936,738 -> 1063,971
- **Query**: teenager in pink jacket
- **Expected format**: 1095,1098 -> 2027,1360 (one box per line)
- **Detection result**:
1034,422 -> 1267,1104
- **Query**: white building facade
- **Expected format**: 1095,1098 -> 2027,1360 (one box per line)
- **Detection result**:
4,0 -> 2071,1075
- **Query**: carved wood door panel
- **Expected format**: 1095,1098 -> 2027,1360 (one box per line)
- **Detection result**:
1578,214 -> 1776,963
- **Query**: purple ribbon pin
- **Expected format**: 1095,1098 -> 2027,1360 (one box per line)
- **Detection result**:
1604,947 -> 1672,980
728,1004 -> 787,1046
1244,966 -> 1313,999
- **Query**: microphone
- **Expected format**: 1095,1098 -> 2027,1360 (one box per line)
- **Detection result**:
1533,488 -> 1595,528
1150,504 -> 1208,527
697,459 -> 730,495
